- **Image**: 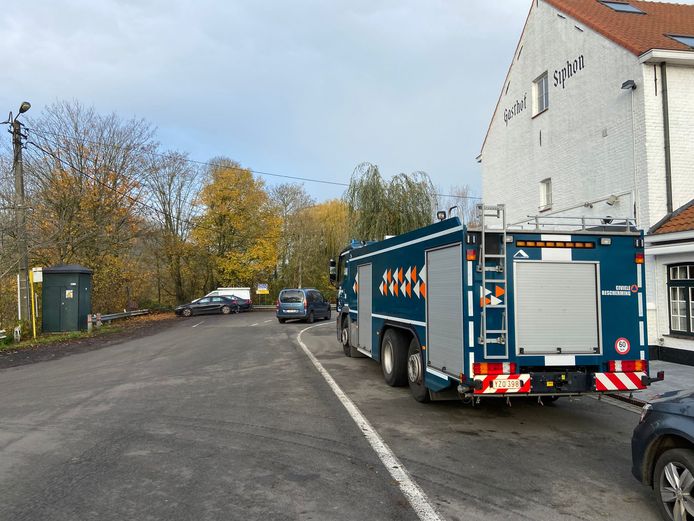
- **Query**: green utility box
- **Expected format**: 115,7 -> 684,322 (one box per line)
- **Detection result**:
41,264 -> 93,332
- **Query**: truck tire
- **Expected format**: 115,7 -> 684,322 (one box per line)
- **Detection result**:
407,337 -> 430,403
381,329 -> 408,387
341,317 -> 351,357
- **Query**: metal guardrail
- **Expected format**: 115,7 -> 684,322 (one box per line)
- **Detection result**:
252,305 -> 336,310
96,309 -> 150,323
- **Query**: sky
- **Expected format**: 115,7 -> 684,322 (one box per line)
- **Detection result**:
1,0 -> 530,201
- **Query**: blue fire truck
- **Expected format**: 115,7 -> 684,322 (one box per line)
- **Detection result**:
331,205 -> 662,403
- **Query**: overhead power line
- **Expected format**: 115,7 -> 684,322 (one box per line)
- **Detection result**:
26,141 -> 283,243
26,127 -> 481,200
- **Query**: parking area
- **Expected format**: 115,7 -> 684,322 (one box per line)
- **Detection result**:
0,312 -> 664,520
300,321 -> 661,521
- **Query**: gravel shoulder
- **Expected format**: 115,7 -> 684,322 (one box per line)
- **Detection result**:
0,313 -> 179,370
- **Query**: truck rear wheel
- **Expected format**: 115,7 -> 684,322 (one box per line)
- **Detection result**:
341,317 -> 351,357
407,337 -> 430,403
381,329 -> 407,387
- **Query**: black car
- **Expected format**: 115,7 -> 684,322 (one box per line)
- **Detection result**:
632,390 -> 694,521
227,294 -> 253,312
175,296 -> 239,317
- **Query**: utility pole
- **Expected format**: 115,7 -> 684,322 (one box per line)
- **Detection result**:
4,102 -> 31,322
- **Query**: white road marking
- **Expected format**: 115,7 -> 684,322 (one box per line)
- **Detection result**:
297,324 -> 443,521
250,323 -> 259,327
264,319 -> 272,323
191,321 -> 204,328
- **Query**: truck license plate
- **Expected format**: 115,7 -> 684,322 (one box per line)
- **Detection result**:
492,379 -> 521,389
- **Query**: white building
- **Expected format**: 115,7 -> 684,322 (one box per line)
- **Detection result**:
478,0 -> 694,361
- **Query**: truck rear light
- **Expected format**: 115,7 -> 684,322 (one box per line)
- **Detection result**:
466,249 -> 477,261
516,241 -> 594,249
600,238 -> 612,246
608,360 -> 647,372
473,362 -> 516,375
635,253 -> 645,264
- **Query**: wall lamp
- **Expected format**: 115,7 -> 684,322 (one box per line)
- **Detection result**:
621,80 -> 637,90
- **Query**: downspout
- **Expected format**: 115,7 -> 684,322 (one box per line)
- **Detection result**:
660,63 -> 674,214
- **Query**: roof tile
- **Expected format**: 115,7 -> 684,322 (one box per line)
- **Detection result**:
651,199 -> 694,234
545,0 -> 694,55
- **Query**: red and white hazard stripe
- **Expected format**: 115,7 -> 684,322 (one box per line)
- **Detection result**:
594,372 -> 647,392
473,374 -> 532,395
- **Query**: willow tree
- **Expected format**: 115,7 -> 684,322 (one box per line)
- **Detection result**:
344,162 -> 436,241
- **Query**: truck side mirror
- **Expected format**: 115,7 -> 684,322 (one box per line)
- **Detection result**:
329,258 -> 336,284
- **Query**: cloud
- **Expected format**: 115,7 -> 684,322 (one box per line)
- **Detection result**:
1,0 -> 530,200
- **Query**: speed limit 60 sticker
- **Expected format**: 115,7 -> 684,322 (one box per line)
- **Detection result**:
615,337 -> 631,355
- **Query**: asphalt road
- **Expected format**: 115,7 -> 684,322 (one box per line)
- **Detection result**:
0,312 -> 660,521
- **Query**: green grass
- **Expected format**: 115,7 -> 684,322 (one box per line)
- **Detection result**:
0,324 -> 126,352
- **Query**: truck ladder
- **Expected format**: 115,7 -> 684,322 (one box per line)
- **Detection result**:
477,204 -> 508,359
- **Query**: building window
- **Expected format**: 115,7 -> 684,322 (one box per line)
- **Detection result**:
539,178 -> 552,211
599,1 -> 645,14
668,264 -> 694,336
668,35 -> 694,49
533,72 -> 549,115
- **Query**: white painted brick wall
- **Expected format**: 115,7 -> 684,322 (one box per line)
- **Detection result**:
648,252 -> 694,352
481,0 -> 646,226
664,65 -> 694,213
481,0 -> 694,352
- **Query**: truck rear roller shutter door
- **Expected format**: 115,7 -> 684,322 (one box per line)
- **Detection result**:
426,244 -> 464,376
514,262 -> 600,355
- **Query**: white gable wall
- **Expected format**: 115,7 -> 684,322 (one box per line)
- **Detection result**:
481,0 -> 694,354
481,0 -> 647,226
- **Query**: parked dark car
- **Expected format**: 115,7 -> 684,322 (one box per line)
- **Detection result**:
227,294 -> 253,312
276,288 -> 331,323
175,296 -> 238,317
632,389 -> 694,521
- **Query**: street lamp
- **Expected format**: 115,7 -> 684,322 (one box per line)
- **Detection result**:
18,101 -> 31,115
622,80 -> 638,226
1,101 -> 32,323
621,80 -> 637,91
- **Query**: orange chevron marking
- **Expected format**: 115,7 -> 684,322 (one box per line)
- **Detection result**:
411,266 -> 417,282
394,281 -> 399,296
398,268 -> 403,284
406,281 -> 411,297
387,269 -> 392,284
495,286 -> 505,297
420,282 -> 426,299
